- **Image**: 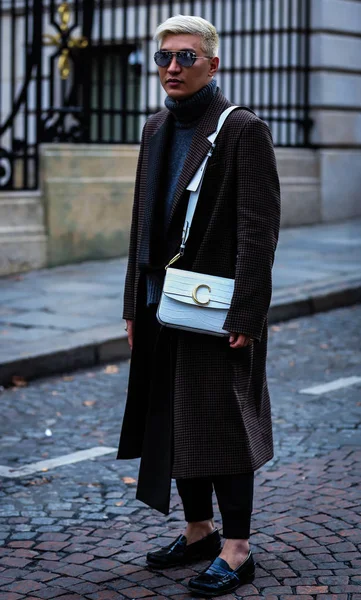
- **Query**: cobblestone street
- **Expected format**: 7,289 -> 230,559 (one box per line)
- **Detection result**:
0,305 -> 360,599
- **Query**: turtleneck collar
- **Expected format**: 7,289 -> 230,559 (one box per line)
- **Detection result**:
164,78 -> 217,126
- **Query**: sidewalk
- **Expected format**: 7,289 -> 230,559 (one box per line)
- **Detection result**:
0,219 -> 360,386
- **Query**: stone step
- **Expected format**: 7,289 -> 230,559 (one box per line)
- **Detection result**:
0,225 -> 45,236
275,148 -> 320,179
41,144 -> 139,179
275,148 -> 321,228
0,234 -> 47,276
0,191 -> 45,229
0,191 -> 47,275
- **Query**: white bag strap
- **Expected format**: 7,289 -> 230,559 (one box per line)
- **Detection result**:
180,106 -> 239,253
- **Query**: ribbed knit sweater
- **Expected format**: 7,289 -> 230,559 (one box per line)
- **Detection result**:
146,79 -> 217,305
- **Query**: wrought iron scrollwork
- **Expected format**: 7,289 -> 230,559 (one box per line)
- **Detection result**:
40,109 -> 87,143
39,1 -> 93,143
0,149 -> 12,189
0,0 -> 96,190
43,2 -> 88,80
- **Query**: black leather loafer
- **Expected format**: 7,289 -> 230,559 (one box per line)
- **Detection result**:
187,551 -> 255,597
146,529 -> 221,569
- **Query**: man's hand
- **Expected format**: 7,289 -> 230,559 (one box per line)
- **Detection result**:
229,333 -> 254,349
125,319 -> 134,350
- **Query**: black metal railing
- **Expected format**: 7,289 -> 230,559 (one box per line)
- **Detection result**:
0,0 -> 312,191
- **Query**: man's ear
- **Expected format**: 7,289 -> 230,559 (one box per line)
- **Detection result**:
209,56 -> 219,77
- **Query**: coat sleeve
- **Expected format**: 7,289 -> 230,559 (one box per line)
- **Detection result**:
222,118 -> 281,341
122,124 -> 147,320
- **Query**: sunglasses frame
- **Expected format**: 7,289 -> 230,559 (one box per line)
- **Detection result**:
154,50 -> 212,68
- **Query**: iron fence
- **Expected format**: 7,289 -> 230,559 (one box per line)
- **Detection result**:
0,0 -> 312,191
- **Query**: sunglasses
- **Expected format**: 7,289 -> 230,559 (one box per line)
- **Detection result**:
154,50 -> 212,68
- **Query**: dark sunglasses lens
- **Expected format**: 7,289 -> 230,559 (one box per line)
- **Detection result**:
154,51 -> 171,66
177,51 -> 194,67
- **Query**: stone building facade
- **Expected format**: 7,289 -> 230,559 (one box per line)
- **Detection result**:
0,0 -> 360,275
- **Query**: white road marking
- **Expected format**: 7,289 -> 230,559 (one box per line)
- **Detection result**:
0,446 -> 117,478
299,376 -> 361,396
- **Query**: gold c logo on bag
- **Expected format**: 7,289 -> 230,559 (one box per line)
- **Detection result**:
192,284 -> 211,306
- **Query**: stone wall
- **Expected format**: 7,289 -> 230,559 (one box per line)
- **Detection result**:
0,137 -> 359,276
276,149 -> 320,227
0,191 -> 47,276
309,0 -> 361,223
310,0 -> 361,142
40,144 -> 138,267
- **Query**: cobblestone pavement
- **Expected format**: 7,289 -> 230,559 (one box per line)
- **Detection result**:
0,305 -> 360,599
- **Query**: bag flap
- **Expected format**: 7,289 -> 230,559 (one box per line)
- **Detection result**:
163,268 -> 234,309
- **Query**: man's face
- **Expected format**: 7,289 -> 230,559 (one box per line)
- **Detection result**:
157,34 -> 219,100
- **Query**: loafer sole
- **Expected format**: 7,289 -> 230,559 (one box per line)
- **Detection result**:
188,571 -> 255,597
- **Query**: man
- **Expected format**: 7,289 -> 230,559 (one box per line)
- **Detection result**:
117,14 -> 280,597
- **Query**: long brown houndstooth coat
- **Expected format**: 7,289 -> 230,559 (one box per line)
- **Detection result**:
117,89 -> 281,514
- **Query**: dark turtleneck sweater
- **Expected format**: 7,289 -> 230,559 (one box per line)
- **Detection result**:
147,78 -> 217,306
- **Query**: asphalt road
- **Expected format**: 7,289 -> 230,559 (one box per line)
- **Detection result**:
0,305 -> 360,599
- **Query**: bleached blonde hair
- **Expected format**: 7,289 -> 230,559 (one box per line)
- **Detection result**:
154,15 -> 219,57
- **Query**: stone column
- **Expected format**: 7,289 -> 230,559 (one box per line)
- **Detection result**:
310,0 -> 361,221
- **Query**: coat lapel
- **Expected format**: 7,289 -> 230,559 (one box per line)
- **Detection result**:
145,111 -> 172,229
166,90 -> 231,229
138,111 -> 172,269
139,90 -> 232,270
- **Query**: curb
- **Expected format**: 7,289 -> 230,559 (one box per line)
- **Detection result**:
0,326 -> 130,388
269,273 -> 361,323
1,275 -> 360,387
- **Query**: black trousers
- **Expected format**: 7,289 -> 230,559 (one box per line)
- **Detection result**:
176,473 -> 254,539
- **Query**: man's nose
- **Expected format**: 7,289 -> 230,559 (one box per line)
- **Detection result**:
167,55 -> 181,72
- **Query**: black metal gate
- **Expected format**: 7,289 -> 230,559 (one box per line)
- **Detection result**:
0,0 -> 95,191
0,0 -> 312,192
